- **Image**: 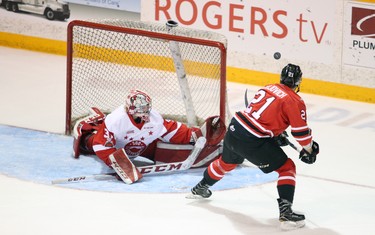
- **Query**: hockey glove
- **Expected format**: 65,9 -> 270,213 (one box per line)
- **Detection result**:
299,141 -> 319,164
274,131 -> 289,147
192,116 -> 226,146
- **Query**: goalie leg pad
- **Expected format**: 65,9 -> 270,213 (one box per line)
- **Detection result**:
109,149 -> 143,184
154,142 -> 193,164
154,142 -> 222,168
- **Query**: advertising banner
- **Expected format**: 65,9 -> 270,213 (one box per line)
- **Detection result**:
142,0 -> 336,64
343,1 -> 375,69
66,0 -> 141,12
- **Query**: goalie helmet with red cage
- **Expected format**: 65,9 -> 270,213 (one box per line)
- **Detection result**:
125,89 -> 152,122
280,63 -> 303,92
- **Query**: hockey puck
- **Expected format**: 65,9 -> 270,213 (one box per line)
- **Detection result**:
274,52 -> 281,60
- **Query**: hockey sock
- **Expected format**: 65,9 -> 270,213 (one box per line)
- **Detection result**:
276,158 -> 296,203
277,184 -> 295,203
203,170 -> 218,186
204,156 -> 237,185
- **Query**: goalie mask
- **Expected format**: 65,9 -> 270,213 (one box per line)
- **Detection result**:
126,89 -> 152,122
280,64 -> 303,92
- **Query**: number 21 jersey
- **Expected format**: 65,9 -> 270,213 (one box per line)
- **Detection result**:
234,84 -> 312,147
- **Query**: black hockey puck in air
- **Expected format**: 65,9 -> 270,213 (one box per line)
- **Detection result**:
274,52 -> 281,60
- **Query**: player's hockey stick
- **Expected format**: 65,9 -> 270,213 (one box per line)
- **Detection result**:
244,88 -> 250,107
51,137 -> 207,184
284,137 -> 300,152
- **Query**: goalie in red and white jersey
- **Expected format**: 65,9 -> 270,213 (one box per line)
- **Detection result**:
189,64 -> 320,230
72,89 -> 225,184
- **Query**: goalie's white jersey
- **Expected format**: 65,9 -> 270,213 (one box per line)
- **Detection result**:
92,105 -> 193,166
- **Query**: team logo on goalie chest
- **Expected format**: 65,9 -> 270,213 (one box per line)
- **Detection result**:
125,140 -> 146,157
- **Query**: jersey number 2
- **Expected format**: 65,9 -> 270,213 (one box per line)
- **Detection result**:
245,90 -> 275,120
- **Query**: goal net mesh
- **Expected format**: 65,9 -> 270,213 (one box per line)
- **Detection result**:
66,19 -> 228,134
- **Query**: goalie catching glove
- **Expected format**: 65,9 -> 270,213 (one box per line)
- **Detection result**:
191,116 -> 226,146
299,141 -> 319,164
190,116 -> 226,167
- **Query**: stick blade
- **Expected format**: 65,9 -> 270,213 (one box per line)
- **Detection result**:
51,173 -> 116,184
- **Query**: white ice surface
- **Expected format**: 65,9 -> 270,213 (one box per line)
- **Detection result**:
1,46 -> 375,235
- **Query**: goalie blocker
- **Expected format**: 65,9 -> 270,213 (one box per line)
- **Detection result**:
109,148 -> 143,184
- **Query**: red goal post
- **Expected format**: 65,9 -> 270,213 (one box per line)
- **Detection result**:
66,19 -> 229,135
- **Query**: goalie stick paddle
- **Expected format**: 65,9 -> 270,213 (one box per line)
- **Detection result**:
51,173 -> 117,184
51,137 -> 207,184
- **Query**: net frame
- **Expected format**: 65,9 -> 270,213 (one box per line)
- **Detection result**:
66,19 -> 227,135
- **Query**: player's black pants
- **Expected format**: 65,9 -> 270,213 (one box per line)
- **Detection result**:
201,117 -> 295,202
221,118 -> 288,174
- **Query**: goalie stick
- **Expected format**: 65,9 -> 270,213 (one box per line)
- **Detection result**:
51,137 -> 207,184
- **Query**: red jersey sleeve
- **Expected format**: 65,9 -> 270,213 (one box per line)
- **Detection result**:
91,123 -> 117,166
160,119 -> 193,144
283,96 -> 313,147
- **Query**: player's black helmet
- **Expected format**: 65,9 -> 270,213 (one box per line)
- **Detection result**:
280,64 -> 303,90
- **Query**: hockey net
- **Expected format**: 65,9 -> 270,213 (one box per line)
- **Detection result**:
66,19 -> 228,135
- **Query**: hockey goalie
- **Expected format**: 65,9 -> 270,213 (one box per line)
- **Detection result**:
72,89 -> 226,184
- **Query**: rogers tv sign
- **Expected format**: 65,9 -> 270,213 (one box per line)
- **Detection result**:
142,0 -> 336,64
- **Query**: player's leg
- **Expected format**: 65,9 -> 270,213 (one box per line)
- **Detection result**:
250,139 -> 305,230
275,158 -> 305,230
188,131 -> 243,198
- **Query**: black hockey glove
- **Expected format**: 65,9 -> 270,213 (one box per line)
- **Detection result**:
299,141 -> 319,164
274,131 -> 289,147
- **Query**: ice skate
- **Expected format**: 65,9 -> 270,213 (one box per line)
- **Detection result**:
186,181 -> 212,199
277,198 -> 305,230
